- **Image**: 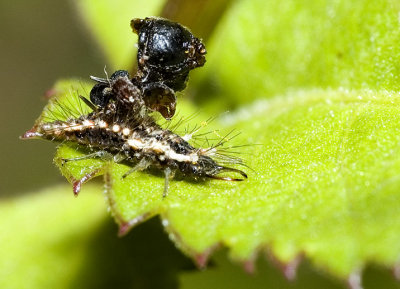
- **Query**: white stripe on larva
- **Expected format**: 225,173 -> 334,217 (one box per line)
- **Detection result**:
83,119 -> 94,127
64,125 -> 73,132
127,138 -> 145,149
98,120 -> 108,128
166,150 -> 198,163
72,125 -> 83,131
44,121 -> 95,133
127,135 -> 198,163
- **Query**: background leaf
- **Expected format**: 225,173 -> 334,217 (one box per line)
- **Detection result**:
194,0 -> 400,112
0,185 -> 106,288
43,80 -> 400,280
0,184 -> 193,289
74,0 -> 165,69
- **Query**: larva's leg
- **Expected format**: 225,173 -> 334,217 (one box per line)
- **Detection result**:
163,167 -> 171,198
61,150 -> 112,166
122,158 -> 151,179
162,167 -> 175,198
113,153 -> 127,163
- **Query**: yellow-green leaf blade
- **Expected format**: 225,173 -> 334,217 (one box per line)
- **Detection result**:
40,79 -> 400,277
0,184 -> 107,288
196,0 -> 400,111
73,0 -> 165,69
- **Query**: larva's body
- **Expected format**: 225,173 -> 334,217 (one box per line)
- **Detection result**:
25,102 -> 239,181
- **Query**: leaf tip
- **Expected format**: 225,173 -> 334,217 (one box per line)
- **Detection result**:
72,180 -> 82,196
44,87 -> 58,99
117,213 -> 152,237
282,256 -> 301,281
393,262 -> 400,281
242,259 -> 256,274
268,251 -> 302,281
347,270 -> 363,289
118,222 -> 132,237
194,252 -> 210,269
70,170 -> 102,196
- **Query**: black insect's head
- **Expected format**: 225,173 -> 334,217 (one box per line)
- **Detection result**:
131,17 -> 207,91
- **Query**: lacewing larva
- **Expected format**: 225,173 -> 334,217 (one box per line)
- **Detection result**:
21,17 -> 247,197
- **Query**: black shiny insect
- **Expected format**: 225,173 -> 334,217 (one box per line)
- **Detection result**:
21,17 -> 247,197
90,17 -> 207,119
132,17 -> 206,91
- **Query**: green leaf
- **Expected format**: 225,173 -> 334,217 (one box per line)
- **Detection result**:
33,80 -> 400,279
0,184 -> 107,288
219,88 -> 400,277
180,250 -> 400,289
21,0 -> 400,283
0,184 -> 193,289
195,0 -> 400,112
74,0 -> 165,69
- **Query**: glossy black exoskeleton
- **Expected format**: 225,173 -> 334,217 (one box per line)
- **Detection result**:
131,17 -> 207,92
89,17 -> 206,119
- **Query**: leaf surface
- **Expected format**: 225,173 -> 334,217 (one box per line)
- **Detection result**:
39,80 -> 400,278
0,185 -> 192,289
22,0 -> 400,281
